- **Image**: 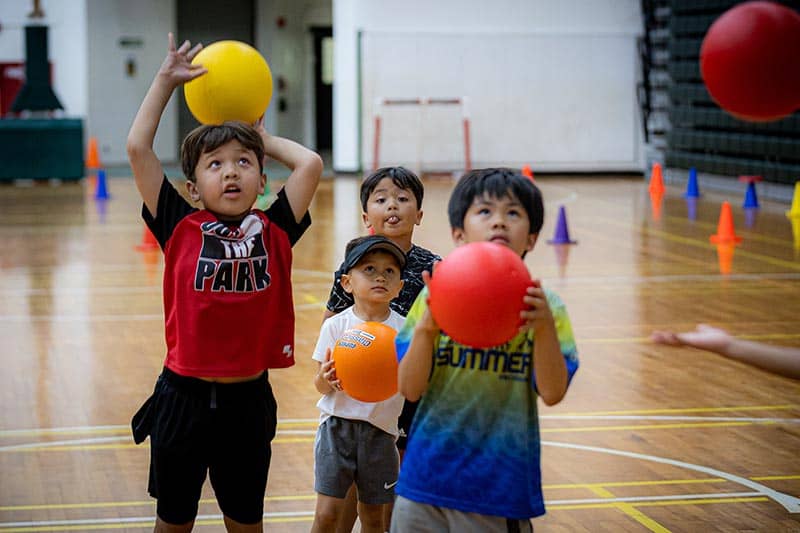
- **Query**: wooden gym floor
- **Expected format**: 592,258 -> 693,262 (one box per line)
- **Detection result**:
1,172 -> 799,532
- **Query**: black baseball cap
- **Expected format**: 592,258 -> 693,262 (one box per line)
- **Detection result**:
341,235 -> 406,273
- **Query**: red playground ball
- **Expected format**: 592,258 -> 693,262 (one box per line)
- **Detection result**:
428,241 -> 532,348
700,1 -> 800,122
332,322 -> 398,402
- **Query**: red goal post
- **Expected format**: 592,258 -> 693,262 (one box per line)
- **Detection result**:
371,96 -> 471,174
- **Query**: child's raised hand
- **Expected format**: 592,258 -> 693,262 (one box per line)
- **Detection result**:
519,280 -> 554,333
253,115 -> 267,133
320,348 -> 343,392
158,33 -> 207,87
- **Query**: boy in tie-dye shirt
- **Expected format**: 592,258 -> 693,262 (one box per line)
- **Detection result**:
391,168 -> 579,533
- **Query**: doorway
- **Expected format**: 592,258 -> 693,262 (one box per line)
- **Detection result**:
176,0 -> 255,151
311,26 -> 333,152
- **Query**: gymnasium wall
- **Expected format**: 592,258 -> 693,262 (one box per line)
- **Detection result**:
86,0 -> 175,167
0,0 -> 330,168
256,0 -> 332,150
333,0 -> 644,173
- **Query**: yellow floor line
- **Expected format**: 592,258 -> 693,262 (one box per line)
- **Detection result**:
589,487 -> 672,533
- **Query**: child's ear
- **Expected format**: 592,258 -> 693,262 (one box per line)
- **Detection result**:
394,279 -> 405,298
415,208 -> 424,226
186,180 -> 201,202
258,173 -> 267,195
340,273 -> 353,294
526,233 -> 539,252
451,226 -> 466,245
361,212 -> 373,230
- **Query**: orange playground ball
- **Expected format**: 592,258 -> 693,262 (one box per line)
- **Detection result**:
332,322 -> 398,402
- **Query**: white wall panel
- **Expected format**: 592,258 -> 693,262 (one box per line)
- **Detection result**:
334,0 -> 643,172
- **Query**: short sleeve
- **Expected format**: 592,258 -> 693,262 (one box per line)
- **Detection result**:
312,315 -> 341,363
534,289 -> 579,391
264,188 -> 312,246
395,287 -> 431,362
141,176 -> 195,248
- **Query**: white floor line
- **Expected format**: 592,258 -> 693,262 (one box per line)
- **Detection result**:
6,415 -> 798,439
0,492 -> 771,529
543,415 -> 800,423
0,431 -> 320,452
543,440 -> 800,513
548,491 -> 762,505
0,425 -> 129,437
0,510 -> 315,529
0,436 -> 131,452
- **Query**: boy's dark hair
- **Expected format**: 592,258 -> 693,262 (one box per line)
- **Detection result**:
360,166 -> 424,211
180,121 -> 265,181
448,168 -> 544,234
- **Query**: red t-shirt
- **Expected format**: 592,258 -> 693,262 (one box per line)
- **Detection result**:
143,178 -> 310,377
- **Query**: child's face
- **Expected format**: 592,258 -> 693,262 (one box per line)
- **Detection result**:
452,192 -> 537,256
363,178 -> 422,240
341,251 -> 404,305
186,139 -> 265,220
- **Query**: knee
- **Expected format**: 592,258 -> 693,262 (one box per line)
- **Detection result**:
314,509 -> 339,530
357,505 -> 385,529
154,516 -> 194,533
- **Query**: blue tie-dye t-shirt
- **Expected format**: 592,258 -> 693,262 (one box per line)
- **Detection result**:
395,286 -> 578,519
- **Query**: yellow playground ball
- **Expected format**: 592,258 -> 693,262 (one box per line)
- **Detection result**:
184,40 -> 273,125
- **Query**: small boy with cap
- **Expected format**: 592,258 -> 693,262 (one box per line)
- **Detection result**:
310,235 -> 407,533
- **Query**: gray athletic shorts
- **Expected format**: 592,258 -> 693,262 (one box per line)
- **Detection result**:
314,416 -> 399,504
390,496 -> 534,533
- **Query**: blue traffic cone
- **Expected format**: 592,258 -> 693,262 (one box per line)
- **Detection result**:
94,169 -> 110,200
742,181 -> 759,208
744,207 -> 758,228
684,167 -> 700,198
95,196 -> 108,223
686,197 -> 698,221
547,205 -> 577,244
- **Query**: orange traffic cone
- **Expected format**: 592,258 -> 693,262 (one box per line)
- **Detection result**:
650,190 -> 663,221
715,242 -> 735,275
521,164 -> 535,182
86,137 -> 102,170
135,225 -> 159,251
140,248 -> 160,283
709,202 -> 743,244
648,162 -> 665,195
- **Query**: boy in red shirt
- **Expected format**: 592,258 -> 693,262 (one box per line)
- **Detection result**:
128,33 -> 322,532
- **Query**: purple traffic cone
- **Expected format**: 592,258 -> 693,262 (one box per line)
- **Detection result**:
548,205 -> 577,244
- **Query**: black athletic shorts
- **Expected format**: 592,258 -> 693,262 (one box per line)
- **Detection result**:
131,367 -> 277,525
